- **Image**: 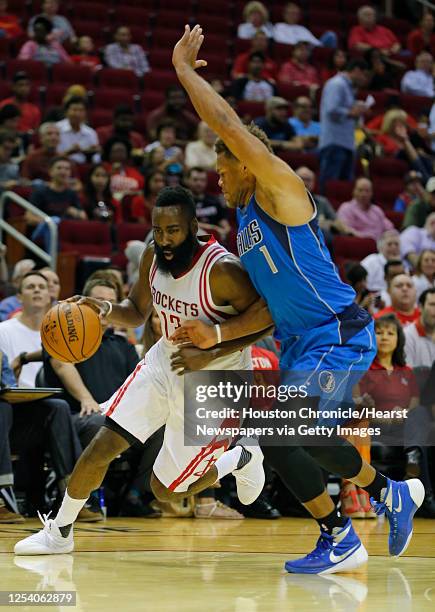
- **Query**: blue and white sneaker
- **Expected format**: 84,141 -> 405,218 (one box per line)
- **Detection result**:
285,519 -> 368,575
370,478 -> 425,557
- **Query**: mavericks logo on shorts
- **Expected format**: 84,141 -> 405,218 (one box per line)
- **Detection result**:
318,370 -> 335,393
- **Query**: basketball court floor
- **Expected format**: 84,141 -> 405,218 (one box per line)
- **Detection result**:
1,517 -> 434,611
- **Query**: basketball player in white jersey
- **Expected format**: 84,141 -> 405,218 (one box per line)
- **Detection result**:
15,186 -> 273,555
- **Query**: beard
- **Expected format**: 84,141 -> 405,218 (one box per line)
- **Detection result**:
154,230 -> 198,277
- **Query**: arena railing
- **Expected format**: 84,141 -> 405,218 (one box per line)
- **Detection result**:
0,191 -> 58,269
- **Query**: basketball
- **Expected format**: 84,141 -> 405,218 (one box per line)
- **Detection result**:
41,302 -> 103,363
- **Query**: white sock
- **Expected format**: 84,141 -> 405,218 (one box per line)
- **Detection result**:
215,447 -> 242,480
55,490 -> 88,527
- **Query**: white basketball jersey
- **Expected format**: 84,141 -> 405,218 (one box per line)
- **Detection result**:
149,237 -> 251,369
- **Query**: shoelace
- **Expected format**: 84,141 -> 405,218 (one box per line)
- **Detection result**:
306,532 -> 334,559
37,510 -> 53,527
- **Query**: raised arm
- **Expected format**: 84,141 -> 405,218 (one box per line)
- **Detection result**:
172,25 -> 312,225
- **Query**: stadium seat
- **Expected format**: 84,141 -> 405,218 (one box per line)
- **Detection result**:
98,68 -> 140,92
370,158 -> 408,179
332,236 -> 377,265
112,6 -> 150,27
59,220 -> 112,258
89,109 -> 114,128
68,2 -> 109,22
153,11 -> 191,31
206,171 -> 220,195
373,179 -> 405,209
51,64 -> 93,87
399,94 -> 433,118
6,59 -> 47,83
278,151 -> 319,172
143,70 -> 178,92
324,180 -> 354,209
277,83 -> 311,101
385,210 -> 404,230
92,88 -> 140,111
116,222 -> 151,250
236,100 -> 265,120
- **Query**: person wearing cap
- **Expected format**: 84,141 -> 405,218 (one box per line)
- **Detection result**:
230,52 -> 276,102
254,97 -> 302,150
0,72 -> 41,133
394,170 -> 425,213
403,177 -> 435,229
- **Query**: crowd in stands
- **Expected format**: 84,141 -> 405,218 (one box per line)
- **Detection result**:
0,0 -> 434,524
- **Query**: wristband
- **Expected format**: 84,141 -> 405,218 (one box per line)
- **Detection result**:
102,300 -> 113,318
214,324 -> 222,345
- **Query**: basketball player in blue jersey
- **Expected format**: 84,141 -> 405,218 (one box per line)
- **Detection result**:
171,25 -> 426,574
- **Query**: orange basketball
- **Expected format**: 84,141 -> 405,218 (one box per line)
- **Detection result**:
41,302 -> 103,363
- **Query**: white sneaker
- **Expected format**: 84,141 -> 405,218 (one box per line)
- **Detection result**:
233,445 -> 265,505
14,512 -> 74,556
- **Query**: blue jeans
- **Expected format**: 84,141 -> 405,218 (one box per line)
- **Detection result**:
320,31 -> 338,48
31,216 -> 60,253
319,145 -> 354,193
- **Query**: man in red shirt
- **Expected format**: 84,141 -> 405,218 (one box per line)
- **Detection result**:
375,274 -> 420,326
97,105 -> 144,149
348,5 -> 400,55
0,71 -> 41,132
232,31 -> 277,81
407,12 -> 435,56
277,42 -> 320,89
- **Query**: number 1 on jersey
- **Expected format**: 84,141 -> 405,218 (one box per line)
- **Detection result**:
259,245 -> 278,274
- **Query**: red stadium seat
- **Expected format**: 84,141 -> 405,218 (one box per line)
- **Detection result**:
117,222 -> 151,249
89,109 -> 113,128
112,7 -> 150,27
59,220 -> 112,257
98,68 -> 140,92
332,236 -> 377,265
307,10 -> 343,30
236,100 -> 265,120
143,70 -> 178,92
206,171 -> 221,195
370,158 -> 408,179
385,210 -> 404,230
277,83 -> 311,102
148,48 -> 173,70
51,64 -> 93,87
152,28 -> 184,49
44,83 -> 73,107
93,88 -> 140,110
324,180 -> 354,210
399,94 -> 433,118
0,38 -> 11,59
68,2 -> 109,22
277,151 -> 319,172
6,59 -> 47,82
154,11 -> 191,31
373,179 -> 405,209
142,90 -> 165,111
71,21 -> 112,46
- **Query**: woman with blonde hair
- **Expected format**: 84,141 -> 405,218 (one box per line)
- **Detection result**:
412,249 -> 435,300
238,1 -> 273,39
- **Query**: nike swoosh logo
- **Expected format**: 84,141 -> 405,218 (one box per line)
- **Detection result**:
394,490 -> 402,513
330,544 -> 360,564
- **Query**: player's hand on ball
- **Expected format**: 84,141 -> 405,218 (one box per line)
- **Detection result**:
80,397 -> 102,417
170,320 -> 218,349
63,295 -> 111,321
170,345 -> 217,375
172,24 -> 207,72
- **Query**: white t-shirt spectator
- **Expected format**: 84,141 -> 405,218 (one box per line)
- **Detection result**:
185,141 -> 217,170
237,22 -> 274,39
56,118 -> 99,164
401,70 -> 434,98
273,23 -> 321,46
0,318 -> 42,387
404,321 -> 435,368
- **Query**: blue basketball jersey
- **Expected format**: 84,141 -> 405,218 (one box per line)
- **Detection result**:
237,194 -> 370,346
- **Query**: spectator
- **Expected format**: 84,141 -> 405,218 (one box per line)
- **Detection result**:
345,263 -> 375,315
412,250 -> 435,300
130,169 -> 165,224
337,178 -> 394,240
0,259 -> 35,322
125,241 -> 146,287
185,122 -> 217,170
184,167 -> 230,242
378,260 -> 407,308
348,5 -> 400,54
273,2 -> 337,48
237,1 -> 273,39
18,16 -> 71,66
361,229 -> 404,292
364,48 -> 398,91
82,164 -> 120,223
403,177 -> 435,229
39,267 -> 60,304
96,105 -> 144,150
295,166 -> 354,242
102,136 -> 146,217
277,42 -> 320,90
146,86 -> 198,143
376,109 -> 432,181
394,170 -> 425,213
254,97 -> 302,150
404,288 -> 435,368
0,130 -> 20,193
320,49 -> 347,83
232,31 -> 277,81
401,52 -> 434,98
0,72 -> 41,133
289,96 -> 320,150
359,313 -> 435,518
407,11 -> 435,56
28,156 -> 86,251
56,97 -> 100,164
0,271 -> 82,510
70,35 -> 102,71
28,0 -> 76,44
0,0 -> 23,39
145,122 -> 183,167
375,273 -> 420,326
104,26 -> 150,77
21,122 -> 61,182
318,59 -> 369,192
401,212 -> 435,268
230,52 -> 276,102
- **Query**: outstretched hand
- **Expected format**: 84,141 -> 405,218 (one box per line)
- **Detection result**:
169,320 -> 218,349
172,24 -> 208,72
